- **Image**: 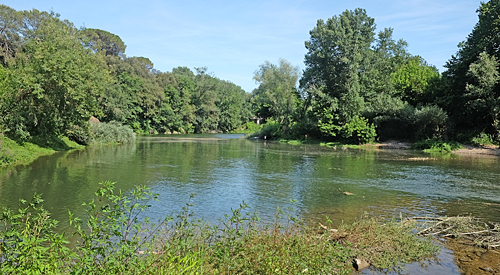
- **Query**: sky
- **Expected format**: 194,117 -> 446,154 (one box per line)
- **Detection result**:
4,0 -> 481,93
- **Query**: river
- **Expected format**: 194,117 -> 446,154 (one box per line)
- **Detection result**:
1,134 -> 499,273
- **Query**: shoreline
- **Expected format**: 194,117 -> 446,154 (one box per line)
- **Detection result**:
373,140 -> 500,157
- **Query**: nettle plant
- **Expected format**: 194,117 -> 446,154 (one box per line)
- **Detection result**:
0,194 -> 72,274
68,181 -> 167,274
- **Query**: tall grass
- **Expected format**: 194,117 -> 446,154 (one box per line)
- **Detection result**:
0,182 -> 439,274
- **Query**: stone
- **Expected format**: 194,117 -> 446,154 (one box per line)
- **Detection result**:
353,258 -> 370,271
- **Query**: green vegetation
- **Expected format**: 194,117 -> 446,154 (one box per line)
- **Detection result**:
88,121 -> 136,145
250,1 -> 500,148
0,5 -> 252,147
0,182 -> 439,274
0,133 -> 84,166
230,121 -> 262,134
320,142 -> 375,150
1,1 -> 500,154
412,139 -> 463,153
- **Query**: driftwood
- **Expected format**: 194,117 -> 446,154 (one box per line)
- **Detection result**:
407,216 -> 500,249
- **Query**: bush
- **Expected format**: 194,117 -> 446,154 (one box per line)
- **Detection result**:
0,194 -> 72,274
251,120 -> 282,139
232,121 -> 263,134
470,132 -> 499,146
412,139 -> 462,152
0,133 -> 14,165
412,105 -> 449,140
89,121 -> 136,144
341,116 -> 377,144
372,104 -> 449,141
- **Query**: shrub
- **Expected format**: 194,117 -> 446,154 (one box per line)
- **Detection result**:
412,139 -> 462,152
341,116 -> 377,144
0,194 -> 72,274
470,132 -> 499,146
251,120 -> 282,139
89,121 -> 136,144
0,133 -> 14,164
412,105 -> 449,140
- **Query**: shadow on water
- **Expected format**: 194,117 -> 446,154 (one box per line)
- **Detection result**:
1,134 -> 499,273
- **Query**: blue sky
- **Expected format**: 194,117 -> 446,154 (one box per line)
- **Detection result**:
4,0 -> 481,93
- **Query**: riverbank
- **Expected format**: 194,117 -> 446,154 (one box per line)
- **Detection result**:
0,134 -> 85,166
0,182 -> 439,274
373,140 -> 500,156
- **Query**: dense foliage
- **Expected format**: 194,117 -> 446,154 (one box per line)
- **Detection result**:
254,1 -> 500,145
1,1 -> 499,147
0,5 -> 252,146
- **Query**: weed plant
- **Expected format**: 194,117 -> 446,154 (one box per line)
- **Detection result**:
470,133 -> 499,147
0,182 -> 439,274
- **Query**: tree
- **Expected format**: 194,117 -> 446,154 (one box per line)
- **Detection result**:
361,27 -> 410,100
300,8 -> 375,137
392,56 -> 440,105
0,5 -> 23,65
442,0 -> 500,138
0,17 -> 110,139
465,52 -> 500,138
82,28 -> 126,57
252,58 -> 300,128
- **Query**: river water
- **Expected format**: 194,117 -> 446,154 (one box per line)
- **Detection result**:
1,134 -> 499,273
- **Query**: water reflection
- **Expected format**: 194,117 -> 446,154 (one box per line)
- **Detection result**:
0,135 -> 499,247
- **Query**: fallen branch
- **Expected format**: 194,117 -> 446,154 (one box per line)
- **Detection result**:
409,216 -> 500,249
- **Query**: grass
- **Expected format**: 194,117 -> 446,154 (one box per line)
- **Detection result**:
0,121 -> 136,166
0,182 -> 440,274
0,133 -> 84,166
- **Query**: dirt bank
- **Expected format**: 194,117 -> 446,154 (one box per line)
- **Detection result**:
373,140 -> 500,157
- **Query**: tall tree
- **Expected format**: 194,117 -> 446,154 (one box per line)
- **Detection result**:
82,28 -> 126,57
442,0 -> 500,138
465,52 -> 500,138
1,16 -> 110,139
300,8 -> 375,137
252,58 -> 300,128
392,56 -> 440,105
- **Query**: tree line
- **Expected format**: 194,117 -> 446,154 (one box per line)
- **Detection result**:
0,1 -> 499,145
0,5 -> 251,143
254,1 -> 500,145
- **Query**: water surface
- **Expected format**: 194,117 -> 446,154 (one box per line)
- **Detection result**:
1,134 -> 499,273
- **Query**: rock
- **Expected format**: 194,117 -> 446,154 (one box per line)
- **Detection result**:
88,116 -> 100,124
353,258 -> 370,271
459,258 -> 471,262
479,266 -> 494,272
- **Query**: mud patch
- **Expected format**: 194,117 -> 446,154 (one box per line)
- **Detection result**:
446,239 -> 500,275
